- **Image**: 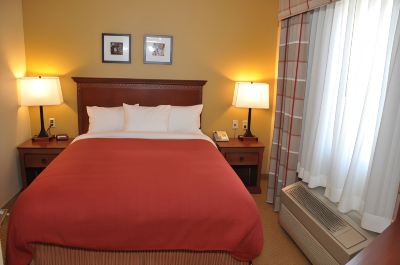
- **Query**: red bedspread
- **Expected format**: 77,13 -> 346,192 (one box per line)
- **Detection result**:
7,138 -> 263,265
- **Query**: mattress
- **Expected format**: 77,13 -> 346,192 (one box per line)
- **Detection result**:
32,244 -> 249,265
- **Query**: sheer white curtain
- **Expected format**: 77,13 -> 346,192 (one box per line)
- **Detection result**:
362,13 -> 400,232
298,0 -> 400,233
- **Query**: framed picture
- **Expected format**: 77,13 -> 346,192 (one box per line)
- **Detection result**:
144,35 -> 173,64
102,33 -> 131,63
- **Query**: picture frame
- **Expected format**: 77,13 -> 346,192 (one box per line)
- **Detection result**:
102,33 -> 131,63
143,35 -> 173,64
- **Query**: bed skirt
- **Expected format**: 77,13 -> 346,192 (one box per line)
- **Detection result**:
32,244 -> 250,265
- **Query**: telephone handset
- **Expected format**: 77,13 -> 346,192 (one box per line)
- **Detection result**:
213,131 -> 229,142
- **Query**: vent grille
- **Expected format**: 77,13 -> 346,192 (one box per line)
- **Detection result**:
287,185 -> 348,233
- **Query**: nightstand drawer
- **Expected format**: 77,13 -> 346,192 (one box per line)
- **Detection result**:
18,139 -> 72,188
216,139 -> 264,194
225,152 -> 258,165
24,154 -> 57,167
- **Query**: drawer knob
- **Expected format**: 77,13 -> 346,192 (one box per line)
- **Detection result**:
240,156 -> 244,162
41,158 -> 47,164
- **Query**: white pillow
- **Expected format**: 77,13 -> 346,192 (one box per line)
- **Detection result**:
168,105 -> 203,133
123,104 -> 171,132
87,106 -> 129,133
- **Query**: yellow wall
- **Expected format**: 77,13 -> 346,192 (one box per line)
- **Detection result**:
0,0 -> 31,206
22,0 -> 279,173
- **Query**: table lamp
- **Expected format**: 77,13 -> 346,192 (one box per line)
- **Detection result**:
19,76 -> 63,141
232,82 -> 269,141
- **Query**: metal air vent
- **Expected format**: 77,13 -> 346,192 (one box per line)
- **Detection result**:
287,184 -> 348,233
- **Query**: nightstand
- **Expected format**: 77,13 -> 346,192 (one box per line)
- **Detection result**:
216,139 -> 264,194
17,139 -> 73,188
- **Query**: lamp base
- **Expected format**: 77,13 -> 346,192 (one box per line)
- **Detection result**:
32,136 -> 53,142
238,135 -> 258,142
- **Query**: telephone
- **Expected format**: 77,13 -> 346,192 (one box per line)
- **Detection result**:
213,131 -> 229,142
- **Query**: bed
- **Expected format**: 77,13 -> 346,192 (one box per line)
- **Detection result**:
7,77 -> 263,265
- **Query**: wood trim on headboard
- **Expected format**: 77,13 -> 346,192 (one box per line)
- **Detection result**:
72,77 -> 207,135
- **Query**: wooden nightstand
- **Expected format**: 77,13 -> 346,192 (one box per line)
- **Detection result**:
17,139 -> 73,188
216,139 -> 264,194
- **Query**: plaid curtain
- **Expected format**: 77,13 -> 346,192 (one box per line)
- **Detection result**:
267,13 -> 310,211
279,0 -> 337,20
395,189 -> 400,220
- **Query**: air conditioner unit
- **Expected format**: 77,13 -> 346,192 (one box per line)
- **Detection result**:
280,182 -> 377,265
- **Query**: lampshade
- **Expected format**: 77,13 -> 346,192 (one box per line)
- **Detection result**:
19,77 -> 63,106
232,82 -> 269,109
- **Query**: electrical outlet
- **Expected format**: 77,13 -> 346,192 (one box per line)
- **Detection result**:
232,120 -> 239,129
242,120 -> 248,130
49,118 -> 56,128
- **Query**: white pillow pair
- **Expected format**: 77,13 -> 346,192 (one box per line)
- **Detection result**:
87,104 -> 203,133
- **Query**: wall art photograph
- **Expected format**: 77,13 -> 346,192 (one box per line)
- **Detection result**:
144,35 -> 173,64
102,33 -> 131,63
110,42 -> 123,55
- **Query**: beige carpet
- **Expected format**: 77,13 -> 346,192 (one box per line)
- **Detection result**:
252,179 -> 310,265
0,210 -> 8,263
1,179 -> 309,265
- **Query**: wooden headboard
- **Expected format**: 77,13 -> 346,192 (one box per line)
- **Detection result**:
72,77 -> 207,135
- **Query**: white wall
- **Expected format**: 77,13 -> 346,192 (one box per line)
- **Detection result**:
0,0 -> 31,207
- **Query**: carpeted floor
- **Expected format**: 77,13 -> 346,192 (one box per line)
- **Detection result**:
0,209 -> 8,262
252,179 -> 310,265
0,179 -> 309,265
